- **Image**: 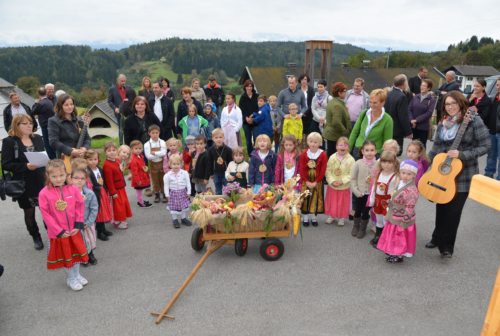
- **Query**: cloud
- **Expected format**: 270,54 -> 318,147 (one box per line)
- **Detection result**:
0,0 -> 497,51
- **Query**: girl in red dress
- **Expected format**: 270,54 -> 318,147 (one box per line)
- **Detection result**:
85,150 -> 113,241
38,159 -> 89,291
129,140 -> 152,208
103,141 -> 132,229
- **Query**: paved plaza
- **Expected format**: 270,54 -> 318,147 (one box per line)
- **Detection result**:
0,156 -> 499,336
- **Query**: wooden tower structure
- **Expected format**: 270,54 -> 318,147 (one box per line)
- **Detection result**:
304,40 -> 333,85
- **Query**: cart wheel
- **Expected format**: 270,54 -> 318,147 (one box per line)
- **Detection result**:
259,238 -> 284,261
234,238 -> 248,256
191,228 -> 205,251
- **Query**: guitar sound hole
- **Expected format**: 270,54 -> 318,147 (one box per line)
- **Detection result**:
439,163 -> 451,175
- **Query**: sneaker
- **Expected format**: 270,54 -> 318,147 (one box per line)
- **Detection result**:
311,220 -> 318,227
118,222 -> 128,229
67,279 -> 83,291
181,218 -> 192,226
337,218 -> 345,226
173,219 -> 181,229
137,201 -> 153,208
325,217 -> 334,224
77,274 -> 89,286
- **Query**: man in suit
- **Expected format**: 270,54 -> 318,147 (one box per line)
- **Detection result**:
385,74 -> 413,155
107,74 -> 136,145
32,87 -> 56,159
3,92 -> 38,133
408,67 -> 428,95
149,81 -> 175,140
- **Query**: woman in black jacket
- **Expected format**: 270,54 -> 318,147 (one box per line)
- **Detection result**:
1,114 -> 46,250
298,74 -> 315,141
238,80 -> 258,154
124,96 -> 162,145
48,94 -> 91,160
467,79 -> 492,125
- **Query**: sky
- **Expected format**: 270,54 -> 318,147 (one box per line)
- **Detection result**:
0,0 -> 498,52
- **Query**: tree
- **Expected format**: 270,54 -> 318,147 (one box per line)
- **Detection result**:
16,76 -> 41,96
469,36 -> 479,51
176,73 -> 183,85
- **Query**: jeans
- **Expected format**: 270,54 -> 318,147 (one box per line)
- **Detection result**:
213,173 -> 226,195
485,133 -> 500,179
41,127 -> 56,159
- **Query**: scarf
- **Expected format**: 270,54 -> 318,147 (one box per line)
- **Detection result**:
284,151 -> 296,167
315,91 -> 327,107
440,113 -> 461,141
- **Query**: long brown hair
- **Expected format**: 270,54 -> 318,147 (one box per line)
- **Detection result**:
140,76 -> 152,91
54,94 -> 77,119
441,91 -> 467,123
279,134 -> 300,157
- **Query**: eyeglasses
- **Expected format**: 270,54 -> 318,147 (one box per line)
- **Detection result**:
445,102 -> 459,107
18,122 -> 33,126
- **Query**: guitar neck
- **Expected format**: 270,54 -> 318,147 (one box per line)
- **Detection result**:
76,124 -> 88,149
449,114 -> 472,151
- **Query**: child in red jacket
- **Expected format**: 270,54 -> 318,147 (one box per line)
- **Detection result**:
38,159 -> 88,291
129,140 -> 152,208
103,141 -> 132,229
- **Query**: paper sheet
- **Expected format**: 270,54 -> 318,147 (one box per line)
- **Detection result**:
24,151 -> 50,167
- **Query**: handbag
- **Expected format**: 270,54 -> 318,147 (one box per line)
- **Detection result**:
0,140 -> 26,201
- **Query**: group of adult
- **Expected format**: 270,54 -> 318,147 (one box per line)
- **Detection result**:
107,73 -> 225,146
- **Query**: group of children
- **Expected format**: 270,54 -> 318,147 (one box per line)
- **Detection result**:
38,117 -> 431,292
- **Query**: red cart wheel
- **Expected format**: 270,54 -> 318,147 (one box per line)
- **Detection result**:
191,228 -> 205,251
235,238 -> 248,256
259,238 -> 284,261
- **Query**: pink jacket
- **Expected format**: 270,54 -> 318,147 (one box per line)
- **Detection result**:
39,185 -> 84,239
274,152 -> 300,186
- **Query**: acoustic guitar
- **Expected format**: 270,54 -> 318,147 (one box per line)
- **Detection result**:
62,113 -> 91,173
418,110 -> 475,204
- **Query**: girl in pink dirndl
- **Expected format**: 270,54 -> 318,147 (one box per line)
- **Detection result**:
38,160 -> 89,291
377,160 -> 420,264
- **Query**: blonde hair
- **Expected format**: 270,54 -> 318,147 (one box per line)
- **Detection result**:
45,159 -> 67,186
336,136 -> 349,149
255,134 -> 272,150
212,128 -> 224,138
377,150 -> 399,174
307,132 -> 323,144
169,153 -> 182,167
117,144 -> 131,156
268,95 -> 277,102
288,103 -> 298,111
232,146 -> 245,158
166,137 -> 181,148
71,158 -> 87,172
407,140 -> 429,163
8,114 -> 34,138
382,139 -> 400,155
369,89 -> 387,103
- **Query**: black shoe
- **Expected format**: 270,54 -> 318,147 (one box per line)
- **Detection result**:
311,220 -> 318,227
302,220 -> 309,227
102,227 -> 113,236
97,232 -> 109,241
33,237 -> 44,250
173,219 -> 181,229
88,252 -> 98,265
81,262 -> 89,267
386,255 -> 404,263
181,218 -> 192,226
137,201 -> 153,208
154,193 -> 160,203
425,241 -> 437,249
440,251 -> 453,258
162,194 -> 168,203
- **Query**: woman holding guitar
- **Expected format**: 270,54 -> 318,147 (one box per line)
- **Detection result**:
48,94 -> 91,171
424,91 -> 490,258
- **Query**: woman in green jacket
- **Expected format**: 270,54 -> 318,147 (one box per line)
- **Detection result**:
323,82 -> 351,157
349,89 -> 394,159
